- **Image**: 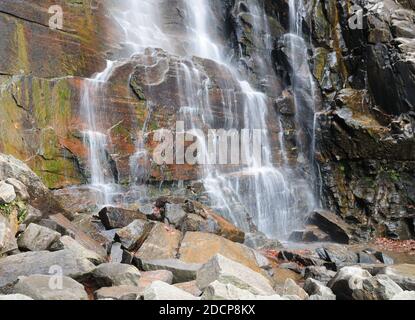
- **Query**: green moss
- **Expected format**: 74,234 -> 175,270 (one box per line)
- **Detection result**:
0,200 -> 27,223
14,22 -> 30,73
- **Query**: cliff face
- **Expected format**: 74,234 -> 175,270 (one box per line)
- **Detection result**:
0,0 -> 414,240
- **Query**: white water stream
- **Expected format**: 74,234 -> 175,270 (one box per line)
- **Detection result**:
80,0 -> 317,239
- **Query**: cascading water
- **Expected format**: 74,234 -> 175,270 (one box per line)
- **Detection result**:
80,0 -> 317,239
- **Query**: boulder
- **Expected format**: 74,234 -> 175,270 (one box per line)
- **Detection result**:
244,232 -> 282,251
328,266 -> 403,300
179,232 -> 262,274
304,266 -> 336,284
303,278 -> 336,300
0,153 -> 70,218
391,291 -> 415,300
282,279 -> 309,300
50,235 -> 105,265
0,214 -> 18,255
98,206 -> 147,230
89,263 -> 141,288
17,223 -> 61,251
165,203 -> 187,226
5,178 -> 29,201
141,259 -> 202,283
0,180 -> 16,204
22,205 -> 43,224
143,281 -> 199,300
174,281 -> 202,297
0,294 -> 33,300
202,281 -> 285,300
378,264 -> 415,291
0,250 -> 95,287
278,250 -> 325,267
307,210 -> 352,244
134,223 -> 181,261
115,219 -> 154,251
138,270 -> 174,289
13,275 -> 88,300
315,245 -> 359,269
196,254 -> 275,296
94,285 -> 143,300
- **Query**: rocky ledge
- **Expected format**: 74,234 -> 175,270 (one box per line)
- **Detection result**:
0,153 -> 414,300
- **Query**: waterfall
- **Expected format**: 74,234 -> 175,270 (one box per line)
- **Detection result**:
79,0 -> 317,239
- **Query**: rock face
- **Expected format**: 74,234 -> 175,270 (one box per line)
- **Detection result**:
196,254 -> 275,296
89,263 -> 141,288
0,214 -> 18,255
0,181 -> 16,204
115,219 -> 154,251
13,275 -> 88,300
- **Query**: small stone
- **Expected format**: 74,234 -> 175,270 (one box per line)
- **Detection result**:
90,263 -> 141,287
13,275 -> 88,300
143,281 -> 199,300
0,180 -> 16,204
17,223 -> 61,251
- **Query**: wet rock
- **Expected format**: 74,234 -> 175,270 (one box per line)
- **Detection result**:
196,254 -> 275,296
115,219 -> 154,251
0,181 -> 16,204
143,281 -> 199,300
307,210 -> 352,244
282,279 -> 309,300
378,264 -> 415,291
5,178 -> 29,201
244,232 -> 282,251
358,251 -> 381,264
179,232 -> 263,274
89,263 -> 141,288
141,259 -> 202,283
134,223 -> 181,261
304,278 -> 336,300
50,236 -> 105,265
174,281 -> 202,297
0,214 -> 18,255
0,294 -> 33,300
98,206 -> 147,230
17,223 -> 61,251
0,250 -> 95,287
95,285 -> 143,300
13,275 -> 88,300
289,226 -> 330,243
